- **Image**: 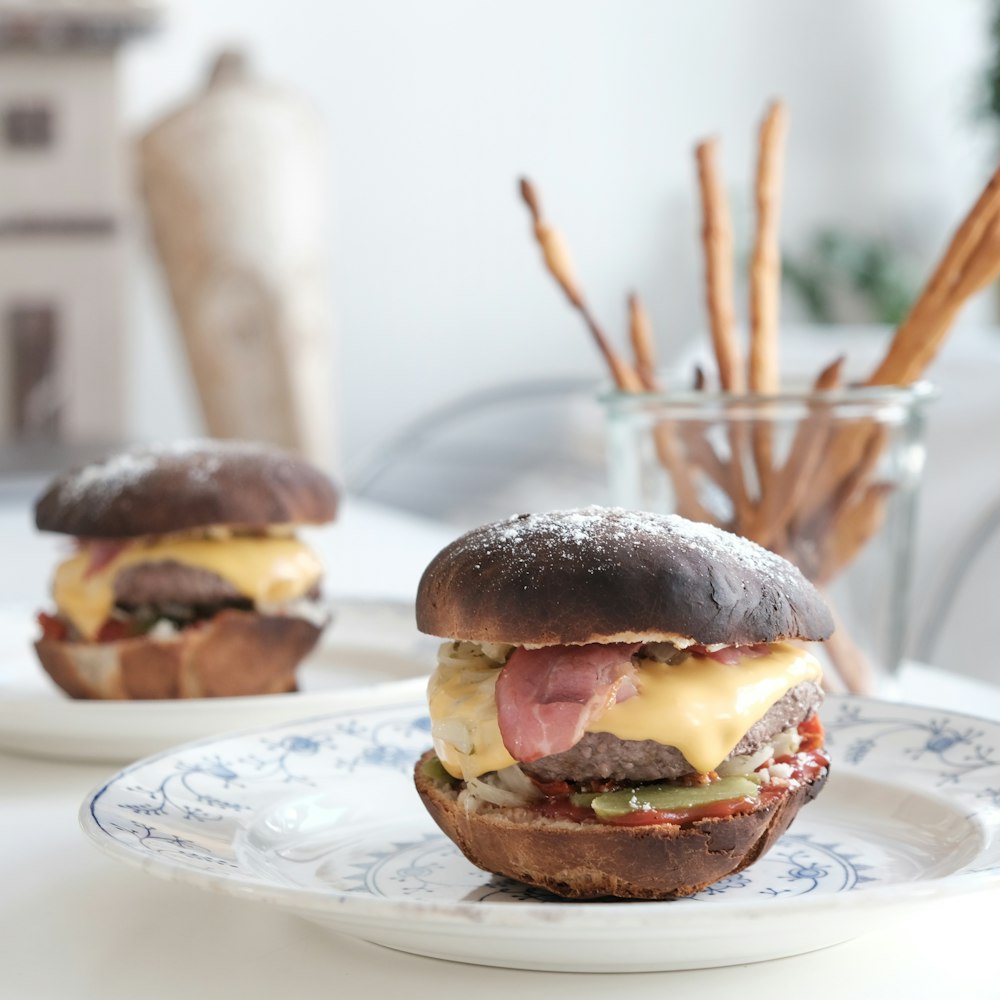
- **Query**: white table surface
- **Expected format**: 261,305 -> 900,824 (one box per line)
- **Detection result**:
2,493 -> 1000,999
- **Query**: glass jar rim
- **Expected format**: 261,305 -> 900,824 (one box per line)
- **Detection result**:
599,378 -> 938,412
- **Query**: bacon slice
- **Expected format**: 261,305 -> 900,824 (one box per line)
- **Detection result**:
496,643 -> 641,763
81,539 -> 132,578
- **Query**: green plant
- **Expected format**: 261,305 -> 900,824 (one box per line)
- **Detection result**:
782,229 -> 917,325
980,0 -> 1000,129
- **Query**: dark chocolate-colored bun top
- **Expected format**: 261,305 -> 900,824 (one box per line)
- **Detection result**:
34,439 -> 339,538
416,506 -> 833,646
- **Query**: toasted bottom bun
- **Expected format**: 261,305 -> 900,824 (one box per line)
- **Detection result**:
414,749 -> 828,900
35,610 -> 324,700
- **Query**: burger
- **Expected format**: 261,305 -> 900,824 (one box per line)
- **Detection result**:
412,506 -> 833,900
33,439 -> 339,700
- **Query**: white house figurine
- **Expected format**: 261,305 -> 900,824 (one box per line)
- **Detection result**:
0,0 -> 156,453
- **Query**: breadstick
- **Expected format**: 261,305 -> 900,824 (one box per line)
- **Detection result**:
628,292 -> 659,390
519,178 -> 643,392
798,425 -> 888,584
747,102 -> 789,527
695,138 -> 743,392
749,356 -> 845,549
822,595 -> 875,695
800,167 -> 1000,531
748,101 -> 787,395
519,177 -> 583,307
650,423 -> 715,524
819,483 -> 893,587
867,162 -> 1000,386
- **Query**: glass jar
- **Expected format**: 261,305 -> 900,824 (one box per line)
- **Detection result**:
602,381 -> 937,696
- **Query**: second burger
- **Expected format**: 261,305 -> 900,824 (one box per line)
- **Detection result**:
34,439 -> 338,700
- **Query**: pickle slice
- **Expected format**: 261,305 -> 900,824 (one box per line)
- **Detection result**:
421,755 -> 458,785
588,775 -> 761,820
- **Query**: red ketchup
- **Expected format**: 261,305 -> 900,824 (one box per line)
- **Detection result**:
529,716 -> 828,827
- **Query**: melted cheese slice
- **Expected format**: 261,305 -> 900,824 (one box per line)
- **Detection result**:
53,536 -> 323,640
428,655 -> 511,780
428,642 -> 822,779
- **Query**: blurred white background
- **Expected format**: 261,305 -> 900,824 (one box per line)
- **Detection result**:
0,0 -> 996,685
121,0 -> 996,469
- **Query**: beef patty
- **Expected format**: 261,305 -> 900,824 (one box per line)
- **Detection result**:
114,561 -> 243,606
522,681 -> 823,784
113,560 -> 321,608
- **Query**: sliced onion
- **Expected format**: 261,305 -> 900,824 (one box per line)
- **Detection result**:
432,719 -> 473,754
717,727 -> 804,778
640,642 -> 684,663
147,619 -> 180,639
490,764 -> 542,802
772,728 -> 802,757
464,775 -> 533,809
459,765 -> 542,812
479,642 -> 514,664
437,640 -> 509,669
255,597 -> 331,627
717,744 -> 775,777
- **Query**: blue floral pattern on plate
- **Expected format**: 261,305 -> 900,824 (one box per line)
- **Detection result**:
80,694 -> 1000,973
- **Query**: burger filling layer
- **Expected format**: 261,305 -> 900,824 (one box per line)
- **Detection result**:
41,531 -> 325,642
426,638 -> 826,825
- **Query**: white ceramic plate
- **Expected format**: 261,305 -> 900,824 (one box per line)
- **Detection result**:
81,694 -> 1000,972
0,600 -> 435,763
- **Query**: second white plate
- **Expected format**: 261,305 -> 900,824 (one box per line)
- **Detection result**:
0,599 -> 435,763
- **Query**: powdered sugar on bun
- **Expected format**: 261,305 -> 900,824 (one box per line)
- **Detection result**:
34,439 -> 339,539
416,506 -> 833,647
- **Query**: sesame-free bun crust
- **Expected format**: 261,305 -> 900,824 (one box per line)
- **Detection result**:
34,439 -> 339,538
415,749 -> 827,899
35,610 -> 323,699
416,507 -> 833,647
